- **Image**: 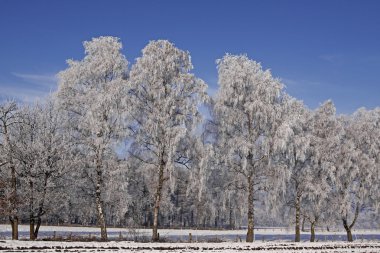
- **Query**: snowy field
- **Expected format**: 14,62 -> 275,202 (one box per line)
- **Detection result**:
1,240 -> 380,252
1,225 -> 380,242
0,225 -> 380,252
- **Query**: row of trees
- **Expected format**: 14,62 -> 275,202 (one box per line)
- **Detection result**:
0,37 -> 379,243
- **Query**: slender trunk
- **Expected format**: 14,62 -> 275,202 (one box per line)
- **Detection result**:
30,218 -> 35,240
10,164 -> 18,240
195,202 -> 201,229
310,222 -> 315,242
96,170 -> 107,241
229,201 -> 234,229
152,158 -> 165,241
34,217 -> 42,239
4,125 -> 18,240
29,180 -> 36,240
95,156 -> 107,241
342,204 -> 359,242
246,116 -> 255,243
33,172 -> 49,239
10,217 -> 18,240
301,216 -> 306,232
295,194 -> 301,242
246,176 -> 254,242
343,224 -> 353,242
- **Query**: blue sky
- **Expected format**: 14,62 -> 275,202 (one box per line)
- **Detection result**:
0,0 -> 379,113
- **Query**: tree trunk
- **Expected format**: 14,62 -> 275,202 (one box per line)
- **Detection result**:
347,229 -> 353,242
310,222 -> 315,242
229,201 -> 234,229
93,152 -> 107,241
9,216 -> 18,240
301,216 -> 306,232
246,176 -> 254,242
152,159 -> 165,241
95,167 -> 107,241
10,164 -> 18,240
30,218 -> 36,240
29,180 -> 36,240
342,204 -> 359,242
342,219 -> 352,242
342,209 -> 351,241
34,217 -> 42,239
33,172 -> 49,239
295,194 -> 301,242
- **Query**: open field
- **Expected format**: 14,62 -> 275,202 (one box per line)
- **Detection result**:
0,226 -> 379,252
1,225 -> 380,242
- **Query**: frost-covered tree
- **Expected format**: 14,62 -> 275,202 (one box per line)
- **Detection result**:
178,133 -> 215,228
214,54 -> 284,242
302,175 -> 332,242
305,101 -> 342,241
127,40 -> 207,241
12,104 -> 40,240
274,98 -> 314,242
57,36 -> 129,240
123,156 -> 152,227
0,179 -> 6,216
275,100 -> 342,242
11,99 -> 72,240
0,101 -> 21,240
204,115 -> 246,230
1,37 -> 379,238
331,107 -> 379,241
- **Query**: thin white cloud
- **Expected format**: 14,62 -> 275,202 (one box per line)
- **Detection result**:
282,77 -> 328,89
281,78 -> 298,87
0,83 -> 53,103
319,54 -> 343,64
11,72 -> 58,88
0,72 -> 58,103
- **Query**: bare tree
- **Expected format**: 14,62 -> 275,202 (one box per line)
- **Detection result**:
0,101 -> 21,240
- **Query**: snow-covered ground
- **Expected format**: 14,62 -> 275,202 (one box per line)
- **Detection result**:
1,240 -> 380,252
0,225 -> 379,252
0,224 -> 379,242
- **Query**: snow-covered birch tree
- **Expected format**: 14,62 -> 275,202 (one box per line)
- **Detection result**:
127,40 -> 207,241
179,133 -> 215,228
214,54 -> 284,242
331,107 -> 379,241
273,98 -> 314,242
305,101 -> 342,241
57,36 -> 129,241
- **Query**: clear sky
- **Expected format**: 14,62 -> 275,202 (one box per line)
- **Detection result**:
0,0 -> 379,113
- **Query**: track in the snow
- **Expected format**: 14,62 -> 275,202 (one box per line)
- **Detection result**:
1,242 -> 380,252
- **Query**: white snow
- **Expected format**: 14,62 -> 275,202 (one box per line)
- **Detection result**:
0,240 -> 379,252
0,225 -> 379,252
1,225 -> 379,240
